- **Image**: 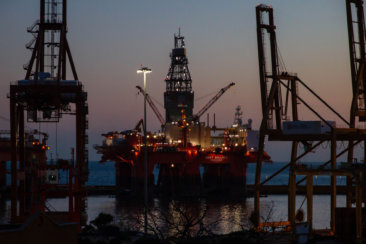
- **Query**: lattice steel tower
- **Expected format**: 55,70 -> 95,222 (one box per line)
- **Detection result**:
164,29 -> 194,122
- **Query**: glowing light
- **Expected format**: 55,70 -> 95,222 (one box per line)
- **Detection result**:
170,163 -> 175,168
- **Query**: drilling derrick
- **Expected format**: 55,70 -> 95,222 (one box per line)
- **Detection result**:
164,29 -> 194,123
10,0 -> 88,228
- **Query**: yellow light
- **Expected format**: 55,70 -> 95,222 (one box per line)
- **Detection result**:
170,163 -> 175,168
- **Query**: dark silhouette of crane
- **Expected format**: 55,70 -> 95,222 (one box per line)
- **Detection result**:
136,86 -> 165,127
193,82 -> 235,121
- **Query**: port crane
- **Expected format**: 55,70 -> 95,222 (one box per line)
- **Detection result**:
10,0 -> 88,229
254,3 -> 366,240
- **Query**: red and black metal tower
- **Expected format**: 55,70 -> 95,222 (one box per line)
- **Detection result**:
10,0 -> 88,227
164,29 -> 194,123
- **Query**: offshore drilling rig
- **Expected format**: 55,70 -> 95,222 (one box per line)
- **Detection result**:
95,30 -> 269,197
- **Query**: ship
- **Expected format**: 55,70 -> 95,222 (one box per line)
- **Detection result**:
95,30 -> 271,197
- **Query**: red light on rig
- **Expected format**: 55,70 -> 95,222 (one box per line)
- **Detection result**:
42,146 -> 46,150
245,151 -> 250,156
135,151 -> 139,157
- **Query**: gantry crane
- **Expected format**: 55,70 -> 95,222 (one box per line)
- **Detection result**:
254,4 -> 362,238
10,0 -> 88,229
345,0 -> 366,209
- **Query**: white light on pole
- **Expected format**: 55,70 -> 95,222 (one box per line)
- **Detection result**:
137,66 -> 151,233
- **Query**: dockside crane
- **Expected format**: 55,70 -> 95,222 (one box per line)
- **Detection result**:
254,4 -> 350,234
136,86 -> 165,127
193,82 -> 235,121
10,0 -> 88,229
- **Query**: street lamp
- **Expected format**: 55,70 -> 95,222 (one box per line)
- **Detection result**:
137,66 -> 151,233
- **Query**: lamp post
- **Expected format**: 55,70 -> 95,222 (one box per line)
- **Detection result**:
137,66 -> 151,233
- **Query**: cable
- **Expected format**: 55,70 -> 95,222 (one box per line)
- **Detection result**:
195,90 -> 218,102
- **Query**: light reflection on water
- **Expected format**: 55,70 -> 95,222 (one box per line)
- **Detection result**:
0,195 -> 347,234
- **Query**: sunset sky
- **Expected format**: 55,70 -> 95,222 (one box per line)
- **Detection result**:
0,0 -> 360,162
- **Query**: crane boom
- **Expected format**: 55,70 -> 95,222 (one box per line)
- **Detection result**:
136,86 -> 165,126
194,82 -> 235,121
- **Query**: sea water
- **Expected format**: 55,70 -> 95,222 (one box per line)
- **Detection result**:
0,161 -> 348,233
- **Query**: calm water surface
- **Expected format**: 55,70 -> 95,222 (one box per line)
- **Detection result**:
0,195 -> 347,233
0,161 -> 348,233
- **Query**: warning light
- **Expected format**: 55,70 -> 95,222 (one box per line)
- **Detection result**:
42,146 -> 46,150
135,151 -> 139,157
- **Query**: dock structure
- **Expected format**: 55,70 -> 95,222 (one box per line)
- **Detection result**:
254,2 -> 366,242
9,0 -> 88,230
